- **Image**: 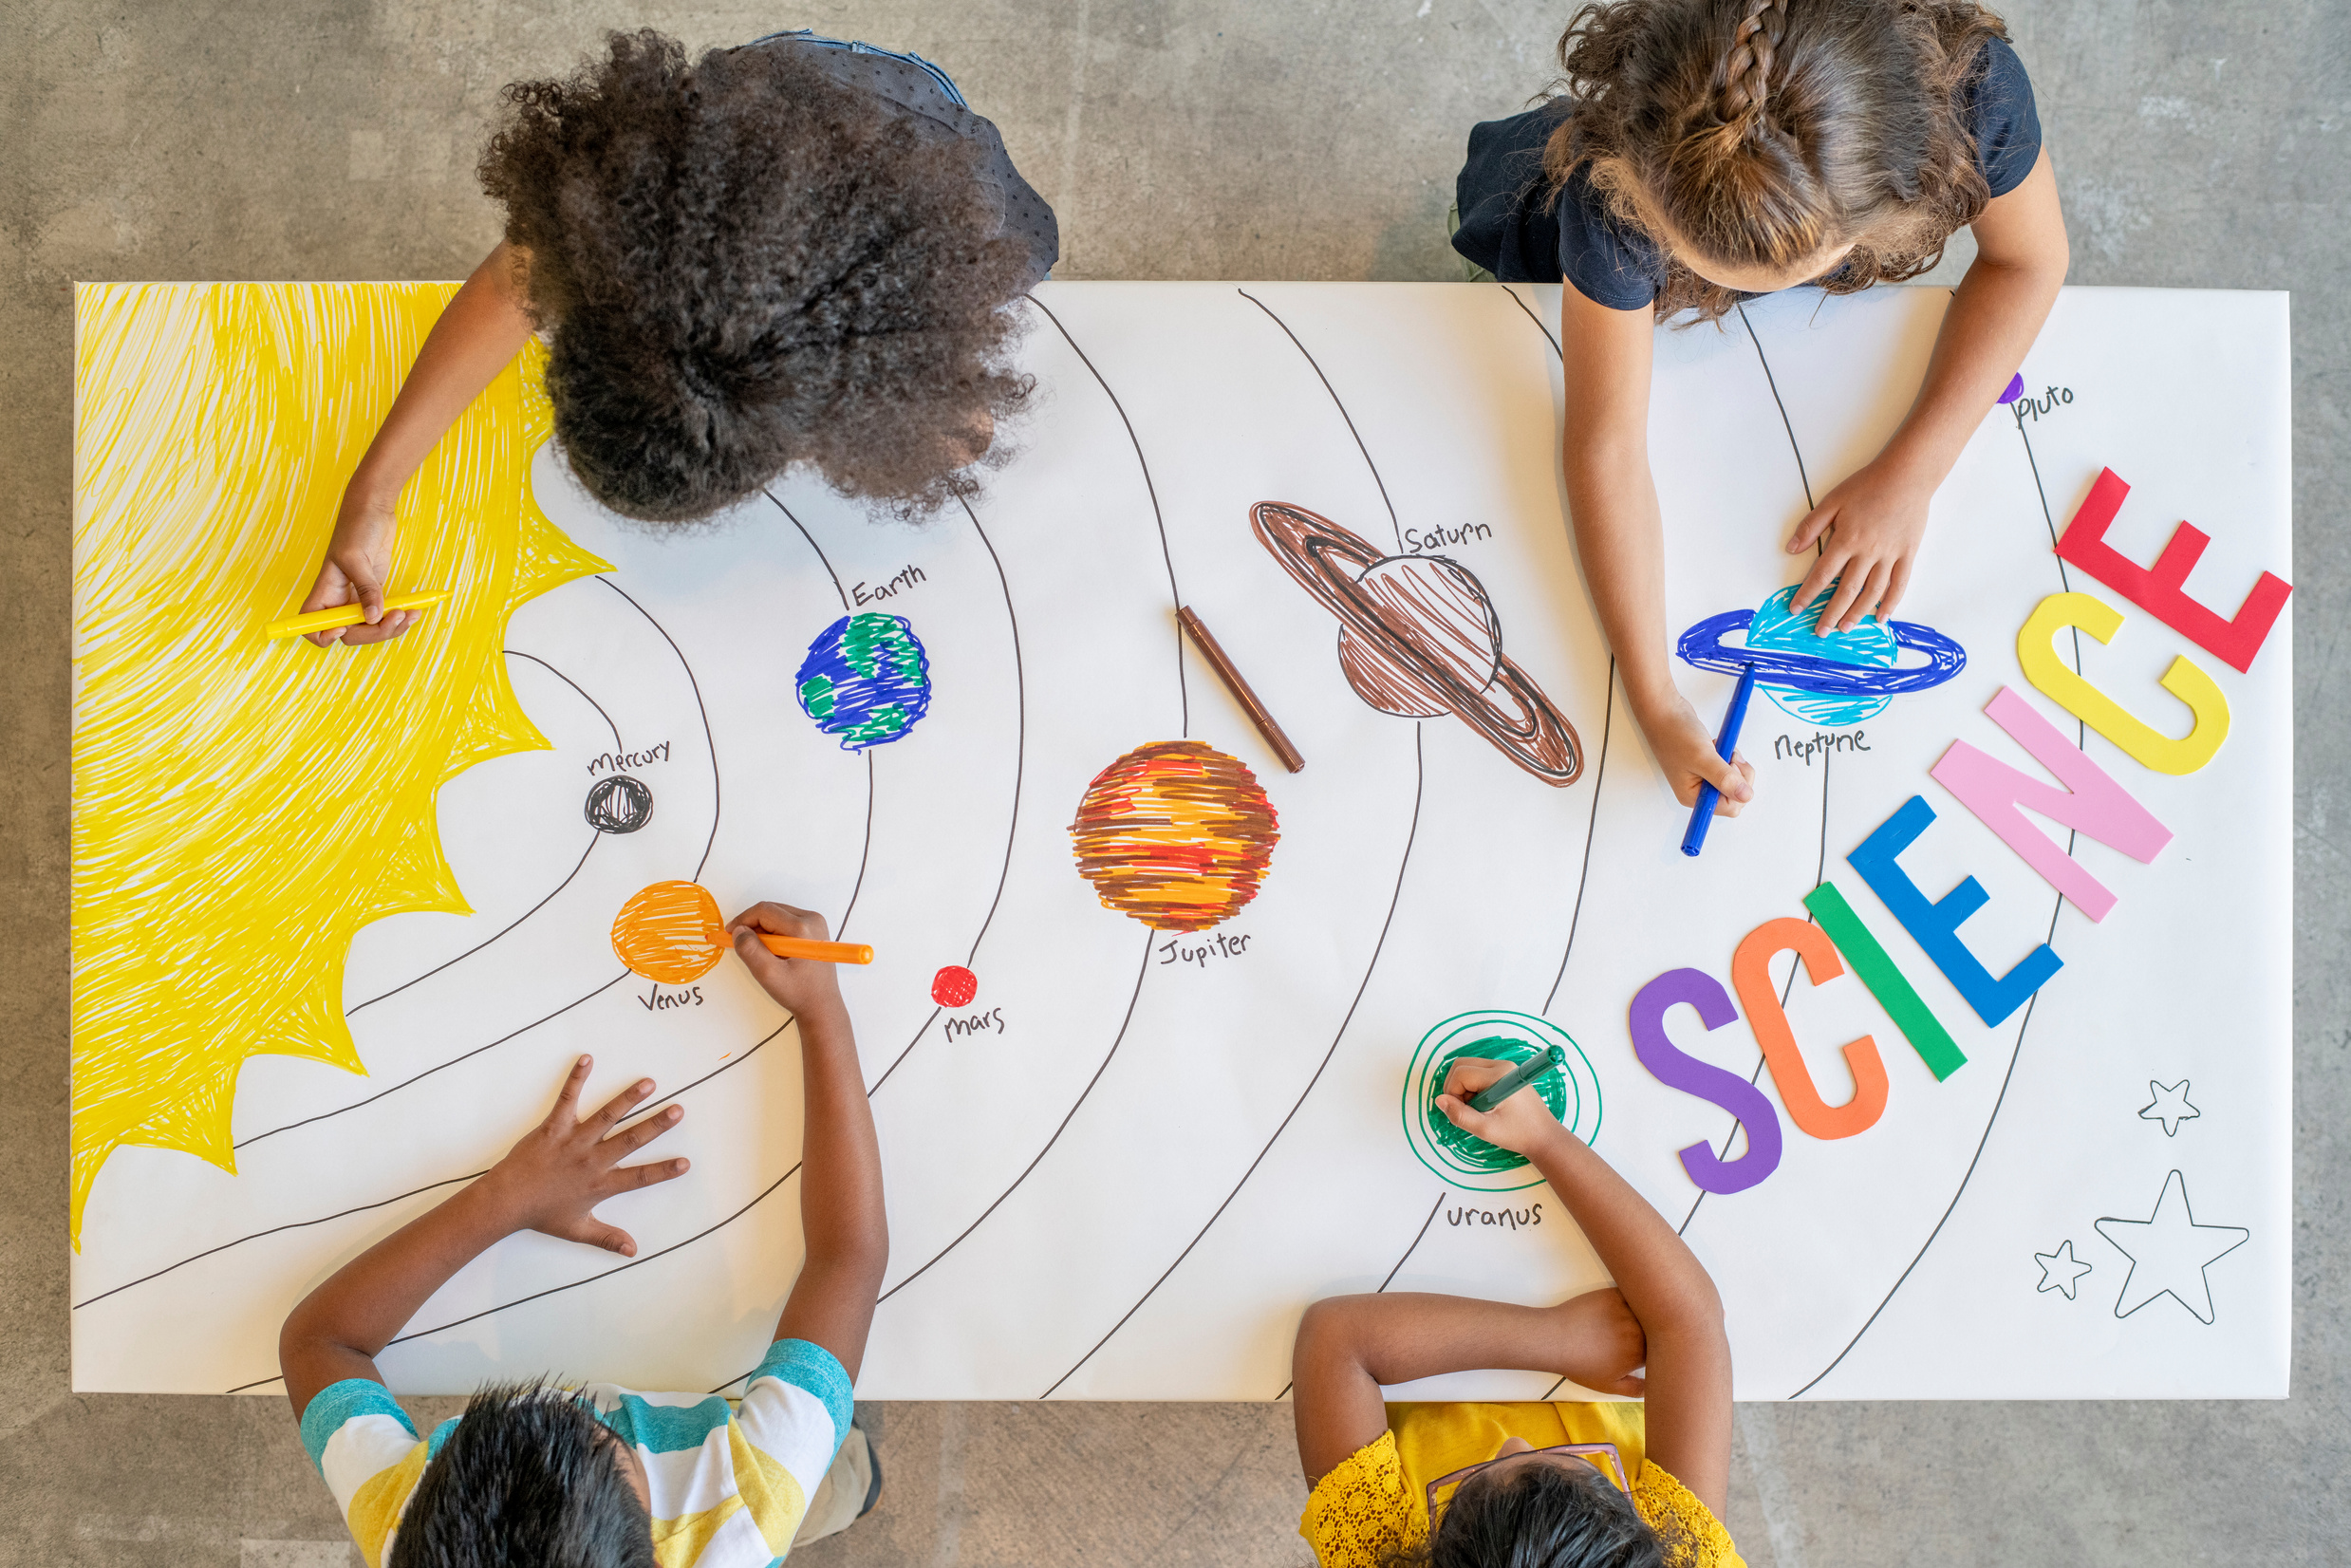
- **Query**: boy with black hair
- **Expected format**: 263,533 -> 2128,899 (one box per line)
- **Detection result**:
281,901 -> 885,1567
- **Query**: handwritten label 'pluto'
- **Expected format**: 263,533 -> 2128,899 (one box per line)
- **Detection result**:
589,741 -> 671,776
1446,1202 -> 1543,1230
2010,384 -> 2074,425
944,1007 -> 1005,1041
1404,522 -> 1494,553
852,564 -> 927,605
1774,729 -> 1871,766
1159,933 -> 1252,967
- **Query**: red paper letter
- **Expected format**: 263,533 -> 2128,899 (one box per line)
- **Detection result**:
2053,468 -> 2291,674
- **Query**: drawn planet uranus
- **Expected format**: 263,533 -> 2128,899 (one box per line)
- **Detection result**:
796,612 -> 932,752
1070,740 -> 1278,932
1402,1010 -> 1602,1192
1250,502 -> 1581,784
1678,582 -> 1966,727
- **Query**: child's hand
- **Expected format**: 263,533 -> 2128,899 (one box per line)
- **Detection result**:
1784,457 -> 1936,634
1636,692 -> 1756,815
1547,1287 -> 1650,1397
727,901 -> 849,1019
299,486 -> 417,647
476,1056 -> 690,1257
1435,1057 -> 1571,1156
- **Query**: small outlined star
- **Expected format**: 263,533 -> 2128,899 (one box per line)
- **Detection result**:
2139,1080 -> 2200,1137
2095,1169 -> 2249,1323
2033,1241 -> 2094,1299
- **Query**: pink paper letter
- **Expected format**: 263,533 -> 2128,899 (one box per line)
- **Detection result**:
2053,467 -> 2292,674
1931,687 -> 2174,922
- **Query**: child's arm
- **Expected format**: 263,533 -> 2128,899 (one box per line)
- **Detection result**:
1292,1285 -> 1648,1485
1435,1060 -> 1731,1514
1786,149 -> 2070,633
724,903 -> 889,1379
1558,285 -> 1760,816
278,1056 -> 688,1416
297,241 -> 536,648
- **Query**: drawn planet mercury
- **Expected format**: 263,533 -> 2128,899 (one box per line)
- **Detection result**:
1678,583 -> 1966,727
1070,740 -> 1278,932
1250,502 -> 1582,785
796,612 -> 932,752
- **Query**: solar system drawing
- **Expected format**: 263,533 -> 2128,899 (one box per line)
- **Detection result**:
70,281 -> 2290,1403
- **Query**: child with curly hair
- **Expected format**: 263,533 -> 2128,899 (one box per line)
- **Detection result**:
280,901 -> 887,1566
1293,1055 -> 1739,1568
1453,0 -> 2068,821
301,28 -> 1053,646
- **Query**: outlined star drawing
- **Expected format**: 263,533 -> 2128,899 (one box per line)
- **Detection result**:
2033,1241 -> 2094,1299
2139,1079 -> 2200,1136
2094,1169 -> 2249,1323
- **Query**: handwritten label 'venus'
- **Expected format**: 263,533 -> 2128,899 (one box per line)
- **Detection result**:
1159,932 -> 1251,967
640,983 -> 702,1011
853,564 -> 927,605
1446,1202 -> 1543,1230
1774,729 -> 1871,766
944,1006 -> 1005,1041
1404,522 -> 1494,553
589,741 -> 671,776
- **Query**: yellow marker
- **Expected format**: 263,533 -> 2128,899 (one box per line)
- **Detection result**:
704,926 -> 874,965
262,590 -> 450,639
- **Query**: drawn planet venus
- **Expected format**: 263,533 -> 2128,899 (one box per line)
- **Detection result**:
1677,583 -> 1966,728
1251,502 -> 1581,785
931,965 -> 979,1008
611,880 -> 725,985
796,612 -> 933,752
584,774 -> 654,834
1401,1010 -> 1603,1192
1070,740 -> 1278,933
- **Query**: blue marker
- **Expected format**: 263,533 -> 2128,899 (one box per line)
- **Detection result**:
1681,661 -> 1758,857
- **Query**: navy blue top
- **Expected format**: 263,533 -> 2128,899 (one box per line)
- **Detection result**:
1452,36 -> 2042,304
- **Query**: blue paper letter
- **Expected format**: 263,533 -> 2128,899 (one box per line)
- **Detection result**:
1848,795 -> 2062,1027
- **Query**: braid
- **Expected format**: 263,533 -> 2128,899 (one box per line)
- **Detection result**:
1715,0 -> 1787,121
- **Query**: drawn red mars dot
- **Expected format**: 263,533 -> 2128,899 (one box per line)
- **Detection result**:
931,965 -> 979,1008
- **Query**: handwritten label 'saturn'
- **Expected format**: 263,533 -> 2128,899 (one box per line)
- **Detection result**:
1404,522 -> 1494,553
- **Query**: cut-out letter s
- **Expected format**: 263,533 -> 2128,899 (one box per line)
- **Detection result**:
1629,968 -> 1782,1195
2018,592 -> 2230,775
1730,917 -> 1889,1141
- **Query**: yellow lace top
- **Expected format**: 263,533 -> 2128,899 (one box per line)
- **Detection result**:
1299,1402 -> 1744,1568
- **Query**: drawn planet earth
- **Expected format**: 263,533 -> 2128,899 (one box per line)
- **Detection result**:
1251,502 -> 1581,785
1677,583 -> 1967,727
1070,740 -> 1278,932
796,612 -> 932,752
611,880 -> 725,985
931,964 -> 979,1008
1401,1010 -> 1602,1192
585,774 -> 654,834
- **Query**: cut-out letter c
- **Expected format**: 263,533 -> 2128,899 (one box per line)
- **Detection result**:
1730,917 -> 1889,1141
2017,592 -> 2230,775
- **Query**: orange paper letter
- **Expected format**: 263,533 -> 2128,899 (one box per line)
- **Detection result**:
1731,917 -> 1890,1141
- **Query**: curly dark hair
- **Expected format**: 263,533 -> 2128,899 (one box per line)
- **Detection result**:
1385,1456 -> 1681,1568
477,29 -> 1035,521
389,1381 -> 652,1568
1544,0 -> 2012,322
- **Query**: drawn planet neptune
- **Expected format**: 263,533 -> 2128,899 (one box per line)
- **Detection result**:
1677,584 -> 1966,727
1070,740 -> 1278,932
1251,502 -> 1582,785
796,612 -> 932,751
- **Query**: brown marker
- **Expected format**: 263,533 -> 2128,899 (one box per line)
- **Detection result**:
1177,605 -> 1305,774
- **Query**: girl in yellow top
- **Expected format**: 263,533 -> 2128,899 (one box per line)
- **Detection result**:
1292,1055 -> 1741,1568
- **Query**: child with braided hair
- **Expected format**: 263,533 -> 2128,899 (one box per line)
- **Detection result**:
1453,0 -> 2067,820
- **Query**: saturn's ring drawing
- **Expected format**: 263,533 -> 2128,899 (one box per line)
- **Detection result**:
1251,502 -> 1583,786
1676,610 -> 1967,698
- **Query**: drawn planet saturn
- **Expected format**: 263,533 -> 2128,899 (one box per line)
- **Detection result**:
1678,583 -> 1967,727
1250,502 -> 1582,785
1070,740 -> 1278,932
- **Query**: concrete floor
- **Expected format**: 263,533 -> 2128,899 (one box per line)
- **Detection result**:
4,1 -> 2344,1562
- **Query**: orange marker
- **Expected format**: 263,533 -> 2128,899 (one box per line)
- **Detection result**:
705,927 -> 873,965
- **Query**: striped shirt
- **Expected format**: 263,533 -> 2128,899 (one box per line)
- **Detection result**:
299,1339 -> 852,1568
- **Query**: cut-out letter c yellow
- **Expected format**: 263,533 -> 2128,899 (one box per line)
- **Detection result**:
2017,592 -> 2230,775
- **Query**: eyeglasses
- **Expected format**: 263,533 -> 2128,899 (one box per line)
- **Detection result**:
1423,1443 -> 1632,1521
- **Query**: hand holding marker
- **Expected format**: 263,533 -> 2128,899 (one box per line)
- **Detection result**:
263,589 -> 448,640
1682,661 -> 1759,857
1467,1044 -> 1568,1114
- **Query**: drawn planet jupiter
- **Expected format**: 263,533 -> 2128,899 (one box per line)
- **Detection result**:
1251,502 -> 1582,785
1070,740 -> 1278,932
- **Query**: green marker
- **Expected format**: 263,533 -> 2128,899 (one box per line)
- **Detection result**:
1467,1044 -> 1567,1114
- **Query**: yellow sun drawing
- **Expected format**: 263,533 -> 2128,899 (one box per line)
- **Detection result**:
70,284 -> 612,1245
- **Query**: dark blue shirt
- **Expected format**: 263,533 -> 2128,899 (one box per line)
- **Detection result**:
1452,37 -> 2042,305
